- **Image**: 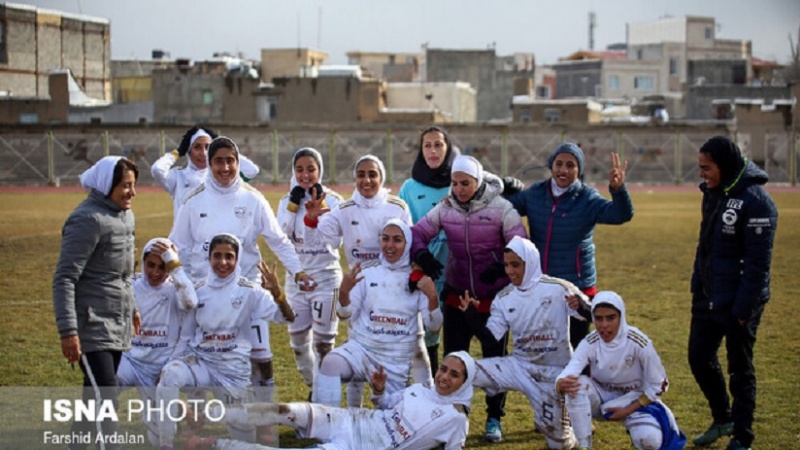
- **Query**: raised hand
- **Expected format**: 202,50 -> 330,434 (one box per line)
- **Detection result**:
304,190 -> 330,221
339,262 -> 365,307
609,152 -> 628,190
258,261 -> 281,298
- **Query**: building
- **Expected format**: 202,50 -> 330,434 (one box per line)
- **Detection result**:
270,75 -> 384,123
0,2 -> 111,101
260,48 -> 328,82
384,81 -> 476,123
346,51 -> 422,81
426,48 -> 535,122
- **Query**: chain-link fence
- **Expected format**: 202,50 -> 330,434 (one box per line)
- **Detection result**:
0,124 -> 796,187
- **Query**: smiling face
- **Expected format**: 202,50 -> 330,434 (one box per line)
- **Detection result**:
355,159 -> 382,199
421,130 -> 448,169
503,250 -> 525,287
434,355 -> 467,396
592,305 -> 621,343
108,170 -> 137,210
294,155 -> 320,190
210,242 -> 238,278
143,252 -> 168,287
551,152 -> 580,188
210,147 -> 239,187
451,171 -> 479,203
189,135 -> 211,169
698,152 -> 722,189
380,225 -> 406,264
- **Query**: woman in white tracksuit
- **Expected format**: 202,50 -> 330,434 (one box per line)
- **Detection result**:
187,351 -> 476,450
116,238 -> 197,447
312,219 -> 442,407
155,234 -> 295,449
151,126 -> 260,220
169,136 -> 315,406
556,291 -> 686,450
276,147 -> 345,390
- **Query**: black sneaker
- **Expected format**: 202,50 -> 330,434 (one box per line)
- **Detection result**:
693,421 -> 733,446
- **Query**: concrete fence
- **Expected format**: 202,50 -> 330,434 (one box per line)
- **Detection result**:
0,123 -> 796,187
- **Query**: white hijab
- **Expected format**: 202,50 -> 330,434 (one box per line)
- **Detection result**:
186,128 -> 212,172
505,236 -> 542,292
290,147 -> 324,198
427,351 -> 476,407
591,291 -> 630,351
351,154 -> 389,208
79,156 -> 123,195
379,219 -> 412,271
206,136 -> 242,196
205,233 -> 243,289
138,237 -> 173,291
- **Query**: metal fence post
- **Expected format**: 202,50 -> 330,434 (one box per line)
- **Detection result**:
329,129 -> 336,185
48,131 -> 55,186
674,131 -> 681,185
272,129 -> 279,185
792,130 -> 798,187
103,130 -> 110,156
159,130 -> 166,156
386,128 -> 393,185
501,127 -> 508,177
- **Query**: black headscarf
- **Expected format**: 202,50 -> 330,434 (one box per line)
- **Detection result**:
700,136 -> 745,188
411,126 -> 455,188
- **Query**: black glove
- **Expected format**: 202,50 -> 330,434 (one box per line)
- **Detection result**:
408,269 -> 424,292
479,261 -> 506,284
289,185 -> 306,206
415,250 -> 443,281
310,183 -> 324,200
502,176 -> 524,197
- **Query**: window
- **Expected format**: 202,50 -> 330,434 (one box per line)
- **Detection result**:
19,113 -> 39,124
520,108 -> 532,123
669,58 -> 678,75
705,27 -> 713,39
608,75 -> 620,90
636,49 -> 643,60
202,90 -> 213,104
634,76 -> 654,91
544,108 -> 561,122
535,85 -> 551,99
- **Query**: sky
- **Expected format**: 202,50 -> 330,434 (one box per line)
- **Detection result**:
19,0 -> 800,66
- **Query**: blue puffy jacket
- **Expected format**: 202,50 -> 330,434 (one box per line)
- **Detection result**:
691,161 -> 778,319
507,180 -> 633,290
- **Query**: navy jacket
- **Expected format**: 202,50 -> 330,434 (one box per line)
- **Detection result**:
507,180 -> 633,290
691,161 -> 778,320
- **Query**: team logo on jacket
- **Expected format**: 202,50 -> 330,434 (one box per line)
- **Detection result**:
231,297 -> 243,310
624,354 -> 635,368
722,209 -> 737,225
234,207 -> 247,218
430,408 -> 444,420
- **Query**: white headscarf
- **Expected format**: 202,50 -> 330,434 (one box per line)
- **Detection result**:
505,236 -> 542,292
138,237 -> 172,291
205,233 -> 243,289
351,154 -> 389,208
79,156 -> 123,195
206,136 -> 242,195
428,351 -> 476,408
451,155 -> 484,186
290,147 -> 324,193
186,128 -> 212,172
591,291 -> 630,351
379,218 -> 412,271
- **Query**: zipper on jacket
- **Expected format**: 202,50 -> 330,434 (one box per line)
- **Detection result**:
465,213 -> 475,295
543,200 -> 559,273
575,247 -> 582,279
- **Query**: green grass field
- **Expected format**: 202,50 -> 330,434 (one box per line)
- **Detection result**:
0,187 -> 798,449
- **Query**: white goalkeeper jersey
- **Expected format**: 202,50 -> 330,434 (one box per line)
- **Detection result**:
170,181 -> 302,282
182,274 -> 287,387
306,194 -> 411,269
276,187 -> 344,283
486,275 -> 586,369
345,261 -> 442,360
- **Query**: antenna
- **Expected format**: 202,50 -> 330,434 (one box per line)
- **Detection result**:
589,11 -> 596,50
317,6 -> 322,50
296,12 -> 301,51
